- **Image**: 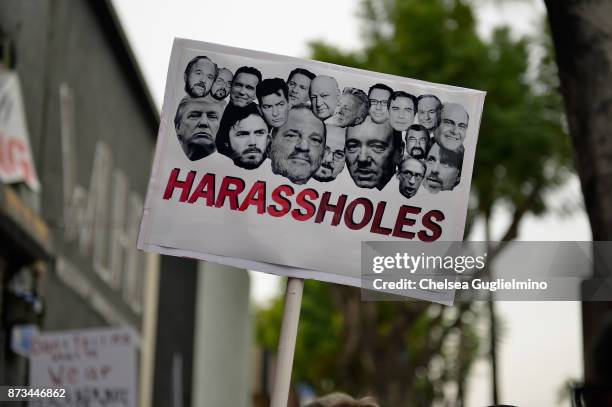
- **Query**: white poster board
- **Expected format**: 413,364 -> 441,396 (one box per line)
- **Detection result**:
29,327 -> 137,407
138,38 -> 486,287
0,70 -> 40,191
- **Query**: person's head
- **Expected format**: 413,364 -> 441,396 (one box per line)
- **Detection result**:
216,104 -> 268,169
310,75 -> 340,121
313,125 -> 346,182
305,393 -> 379,407
417,94 -> 442,131
397,156 -> 426,198
256,78 -> 289,129
368,83 -> 393,124
269,104 -> 326,184
435,102 -> 469,151
333,87 -> 369,128
184,56 -> 217,98
388,91 -> 417,132
405,124 -> 430,159
287,68 -> 316,106
345,116 -> 403,190
210,68 -> 233,101
174,97 -> 224,161
230,66 -> 262,107
423,142 -> 463,193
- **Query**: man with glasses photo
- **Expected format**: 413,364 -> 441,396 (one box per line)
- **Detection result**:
397,155 -> 426,199
210,67 -> 233,102
368,83 -> 393,124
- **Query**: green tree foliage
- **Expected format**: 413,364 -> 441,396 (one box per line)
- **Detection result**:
257,1 -> 572,405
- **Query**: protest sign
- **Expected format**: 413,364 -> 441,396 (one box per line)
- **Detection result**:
138,38 -> 485,287
0,71 -> 40,191
29,327 -> 136,407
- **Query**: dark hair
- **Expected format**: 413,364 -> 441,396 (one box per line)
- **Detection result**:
256,78 -> 289,105
216,103 -> 265,156
417,94 -> 442,111
399,155 -> 426,175
388,91 -> 417,110
288,68 -> 316,82
437,142 -> 464,170
391,128 -> 404,156
368,83 -> 394,98
406,124 -> 431,149
234,66 -> 262,84
390,127 -> 405,179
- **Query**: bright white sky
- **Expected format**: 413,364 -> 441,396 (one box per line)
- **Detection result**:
111,0 -> 589,405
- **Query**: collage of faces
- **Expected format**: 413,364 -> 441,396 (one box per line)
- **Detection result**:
174,55 -> 470,198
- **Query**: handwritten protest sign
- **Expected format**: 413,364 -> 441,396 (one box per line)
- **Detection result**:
29,327 -> 136,407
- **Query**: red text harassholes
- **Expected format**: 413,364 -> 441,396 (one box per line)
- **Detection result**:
162,168 -> 445,242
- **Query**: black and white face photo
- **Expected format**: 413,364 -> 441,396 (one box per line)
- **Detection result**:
332,88 -> 368,128
230,69 -> 260,107
405,125 -> 430,159
345,117 -> 402,190
389,94 -> 416,132
269,106 -> 326,185
228,113 -> 268,169
368,85 -> 392,124
417,95 -> 441,131
184,57 -> 217,98
310,76 -> 340,121
423,142 -> 463,193
173,52 -> 473,205
175,98 -> 223,161
287,70 -> 314,106
435,103 -> 469,152
397,156 -> 426,199
313,125 -> 346,182
210,68 -> 233,101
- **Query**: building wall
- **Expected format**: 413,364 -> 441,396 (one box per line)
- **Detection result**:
0,0 -> 164,401
1,0 -> 157,330
0,0 -> 51,165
